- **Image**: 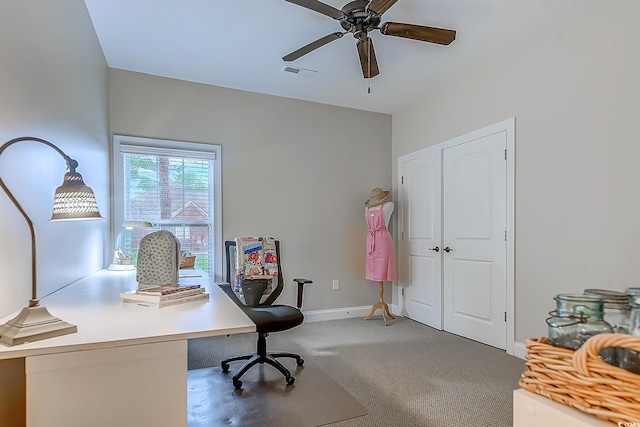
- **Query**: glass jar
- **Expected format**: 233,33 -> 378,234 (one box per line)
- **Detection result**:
630,297 -> 640,336
547,294 -> 613,350
584,289 -> 630,366
619,296 -> 640,374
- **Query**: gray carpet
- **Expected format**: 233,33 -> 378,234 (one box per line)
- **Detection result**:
188,316 -> 525,427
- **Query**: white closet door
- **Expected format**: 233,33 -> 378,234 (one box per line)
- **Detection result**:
442,131 -> 507,349
399,149 -> 442,329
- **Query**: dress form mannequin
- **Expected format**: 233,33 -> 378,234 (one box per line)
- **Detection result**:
363,187 -> 397,326
366,202 -> 394,228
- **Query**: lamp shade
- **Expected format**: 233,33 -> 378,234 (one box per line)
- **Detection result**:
50,170 -> 103,221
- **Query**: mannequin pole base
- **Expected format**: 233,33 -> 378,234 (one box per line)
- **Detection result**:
364,281 -> 395,326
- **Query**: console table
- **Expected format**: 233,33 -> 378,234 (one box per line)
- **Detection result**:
0,269 -> 255,427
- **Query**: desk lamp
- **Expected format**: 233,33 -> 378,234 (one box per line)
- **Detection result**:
0,137 -> 103,346
108,221 -> 155,271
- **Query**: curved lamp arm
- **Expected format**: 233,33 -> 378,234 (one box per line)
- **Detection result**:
0,136 -> 100,307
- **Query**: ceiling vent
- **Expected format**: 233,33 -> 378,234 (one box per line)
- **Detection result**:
282,65 -> 318,78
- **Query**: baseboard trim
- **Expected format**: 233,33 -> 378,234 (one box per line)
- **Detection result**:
302,306 -> 392,323
514,341 -> 527,360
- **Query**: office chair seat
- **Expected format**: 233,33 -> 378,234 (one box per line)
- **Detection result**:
246,305 -> 304,333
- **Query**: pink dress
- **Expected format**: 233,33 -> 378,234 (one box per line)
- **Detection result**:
365,207 -> 396,281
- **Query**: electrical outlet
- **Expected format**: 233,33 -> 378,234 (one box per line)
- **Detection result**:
332,279 -> 339,290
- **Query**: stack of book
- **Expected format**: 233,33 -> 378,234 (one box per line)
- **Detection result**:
120,283 -> 209,308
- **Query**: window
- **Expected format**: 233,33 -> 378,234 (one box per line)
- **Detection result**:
113,135 -> 222,280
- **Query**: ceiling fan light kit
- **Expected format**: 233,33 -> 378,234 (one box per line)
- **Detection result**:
283,0 -> 456,79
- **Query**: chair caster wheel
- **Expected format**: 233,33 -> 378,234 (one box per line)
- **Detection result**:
297,358 -> 304,366
221,362 -> 230,373
233,379 -> 242,389
286,376 -> 295,385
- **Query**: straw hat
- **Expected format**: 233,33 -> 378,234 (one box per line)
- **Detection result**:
365,187 -> 390,207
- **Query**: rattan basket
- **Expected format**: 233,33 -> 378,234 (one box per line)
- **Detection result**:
519,334 -> 640,424
179,255 -> 196,269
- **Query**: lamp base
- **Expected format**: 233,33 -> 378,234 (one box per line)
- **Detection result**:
0,305 -> 77,346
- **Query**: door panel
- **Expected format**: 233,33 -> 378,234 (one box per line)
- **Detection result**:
452,259 -> 492,321
410,255 -> 437,308
450,153 -> 493,238
443,132 -> 507,349
400,150 -> 442,329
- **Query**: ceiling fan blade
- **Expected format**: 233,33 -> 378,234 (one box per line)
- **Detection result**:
282,32 -> 344,62
380,22 -> 456,45
356,37 -> 379,79
283,0 -> 344,19
367,0 -> 398,15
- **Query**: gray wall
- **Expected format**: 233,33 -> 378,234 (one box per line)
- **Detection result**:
108,69 -> 393,310
0,0 -> 110,318
392,1 -> 640,342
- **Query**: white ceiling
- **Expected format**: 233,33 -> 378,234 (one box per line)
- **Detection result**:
83,0 -> 594,114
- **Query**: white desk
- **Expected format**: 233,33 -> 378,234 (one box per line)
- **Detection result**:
0,270 -> 255,427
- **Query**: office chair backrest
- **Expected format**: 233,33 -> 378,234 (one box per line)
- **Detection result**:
225,239 -> 284,307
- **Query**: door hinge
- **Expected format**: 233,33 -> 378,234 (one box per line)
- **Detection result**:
401,288 -> 405,296
401,176 -> 404,184
401,232 -> 404,241
504,149 -> 507,160
504,311 -> 507,322
504,230 -> 507,241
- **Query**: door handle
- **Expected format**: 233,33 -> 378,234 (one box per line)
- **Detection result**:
444,246 -> 453,253
429,246 -> 440,252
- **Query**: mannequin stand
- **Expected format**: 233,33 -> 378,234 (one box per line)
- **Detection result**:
364,281 -> 395,326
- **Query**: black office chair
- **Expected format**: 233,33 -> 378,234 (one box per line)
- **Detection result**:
218,240 -> 312,389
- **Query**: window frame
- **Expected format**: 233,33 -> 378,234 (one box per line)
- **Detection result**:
112,135 -> 222,281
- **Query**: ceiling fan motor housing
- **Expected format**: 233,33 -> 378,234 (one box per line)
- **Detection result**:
340,0 -> 381,40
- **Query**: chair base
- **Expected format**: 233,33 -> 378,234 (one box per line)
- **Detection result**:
221,333 -> 304,389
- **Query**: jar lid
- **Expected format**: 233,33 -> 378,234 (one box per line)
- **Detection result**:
603,301 -> 631,310
556,294 -> 603,301
584,289 -> 629,303
556,293 -> 603,302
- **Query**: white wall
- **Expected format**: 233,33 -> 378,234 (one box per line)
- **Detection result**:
392,1 -> 640,342
0,0 -> 110,318
108,69 -> 393,311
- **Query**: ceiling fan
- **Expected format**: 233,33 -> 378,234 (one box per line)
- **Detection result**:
282,0 -> 456,79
